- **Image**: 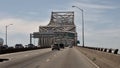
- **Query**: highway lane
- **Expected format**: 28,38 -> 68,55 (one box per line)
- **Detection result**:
39,47 -> 97,68
0,47 -> 97,68
0,48 -> 53,68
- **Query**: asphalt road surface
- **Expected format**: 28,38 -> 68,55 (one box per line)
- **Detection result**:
0,47 -> 97,68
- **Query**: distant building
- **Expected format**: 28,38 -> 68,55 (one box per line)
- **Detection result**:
33,11 -> 77,48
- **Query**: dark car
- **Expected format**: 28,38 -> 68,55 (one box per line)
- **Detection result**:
0,45 -> 8,50
51,44 -> 60,50
15,44 -> 24,48
59,43 -> 64,49
26,44 -> 35,48
8,46 -> 14,49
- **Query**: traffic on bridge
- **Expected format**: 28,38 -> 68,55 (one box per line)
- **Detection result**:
0,0 -> 120,68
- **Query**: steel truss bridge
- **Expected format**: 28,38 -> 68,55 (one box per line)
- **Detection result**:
33,11 -> 77,48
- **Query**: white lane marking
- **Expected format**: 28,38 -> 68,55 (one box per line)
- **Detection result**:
54,54 -> 56,57
75,48 -> 100,68
24,54 -> 29,57
46,59 -> 50,62
35,53 -> 39,54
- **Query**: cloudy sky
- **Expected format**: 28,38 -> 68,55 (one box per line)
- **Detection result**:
0,0 -> 120,50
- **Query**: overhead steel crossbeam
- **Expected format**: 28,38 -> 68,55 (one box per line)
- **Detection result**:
48,12 -> 74,26
39,26 -> 63,33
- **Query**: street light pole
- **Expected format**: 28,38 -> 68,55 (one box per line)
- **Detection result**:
72,6 -> 85,47
5,24 -> 13,46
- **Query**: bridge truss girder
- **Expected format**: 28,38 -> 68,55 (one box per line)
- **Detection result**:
33,11 -> 77,47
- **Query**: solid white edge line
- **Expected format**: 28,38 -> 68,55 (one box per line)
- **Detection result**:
75,47 -> 100,68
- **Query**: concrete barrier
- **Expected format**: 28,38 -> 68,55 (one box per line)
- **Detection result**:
78,46 -> 119,54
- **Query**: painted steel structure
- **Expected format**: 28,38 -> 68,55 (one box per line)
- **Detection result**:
33,11 -> 77,48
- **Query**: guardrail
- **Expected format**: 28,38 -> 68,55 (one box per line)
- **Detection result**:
0,47 -> 50,55
79,46 -> 119,54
